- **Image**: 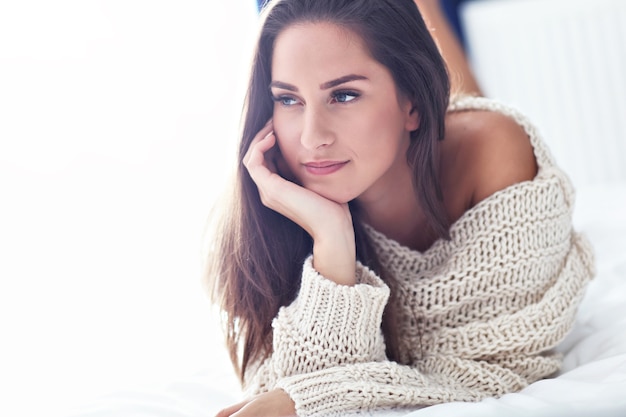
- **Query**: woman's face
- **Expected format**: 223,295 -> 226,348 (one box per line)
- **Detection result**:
270,22 -> 419,204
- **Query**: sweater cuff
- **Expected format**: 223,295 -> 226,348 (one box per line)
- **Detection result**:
285,255 -> 390,335
276,370 -> 353,417
275,362 -> 425,417
271,256 -> 390,373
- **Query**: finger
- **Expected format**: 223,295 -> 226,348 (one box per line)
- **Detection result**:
243,120 -> 274,166
215,398 -> 251,417
245,131 -> 278,181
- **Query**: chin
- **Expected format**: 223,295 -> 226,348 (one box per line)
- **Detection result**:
306,184 -> 357,205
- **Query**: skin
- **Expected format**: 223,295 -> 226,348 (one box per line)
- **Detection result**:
217,4 -> 537,417
215,389 -> 296,417
415,0 -> 483,96
268,21 -> 420,284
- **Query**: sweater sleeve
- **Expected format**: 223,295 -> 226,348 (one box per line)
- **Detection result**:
244,233 -> 593,417
275,355 -> 533,416
244,261 -> 534,416
271,256 -> 391,376
243,255 -> 389,396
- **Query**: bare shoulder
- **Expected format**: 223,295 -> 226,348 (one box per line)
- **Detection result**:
441,109 -> 538,210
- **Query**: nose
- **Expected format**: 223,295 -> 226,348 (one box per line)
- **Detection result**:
300,105 -> 335,150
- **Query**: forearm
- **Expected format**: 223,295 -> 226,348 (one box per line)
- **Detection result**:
245,258 -> 390,394
414,0 -> 482,96
311,221 -> 356,286
276,357 -> 527,417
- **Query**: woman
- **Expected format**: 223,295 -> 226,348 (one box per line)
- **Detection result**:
207,0 -> 595,416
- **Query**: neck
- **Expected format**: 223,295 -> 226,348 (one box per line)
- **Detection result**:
356,161 -> 425,250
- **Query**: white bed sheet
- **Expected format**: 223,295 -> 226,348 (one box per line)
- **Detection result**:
69,184 -> 626,417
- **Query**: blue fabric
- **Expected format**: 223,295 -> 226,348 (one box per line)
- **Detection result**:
256,0 -> 268,12
441,0 -> 470,47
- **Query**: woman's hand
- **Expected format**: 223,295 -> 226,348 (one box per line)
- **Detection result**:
215,389 -> 297,417
243,120 -> 356,285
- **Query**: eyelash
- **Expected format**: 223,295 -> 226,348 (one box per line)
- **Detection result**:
270,90 -> 361,107
331,90 -> 360,103
271,95 -> 298,107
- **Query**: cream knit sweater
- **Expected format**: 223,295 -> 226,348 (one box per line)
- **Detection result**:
244,96 -> 595,416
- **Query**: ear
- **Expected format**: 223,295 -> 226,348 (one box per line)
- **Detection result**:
403,100 -> 420,132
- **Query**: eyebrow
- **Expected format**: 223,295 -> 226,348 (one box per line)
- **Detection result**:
320,74 -> 368,89
269,74 -> 369,92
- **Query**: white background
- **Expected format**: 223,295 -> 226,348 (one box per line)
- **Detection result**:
0,1 -> 257,416
2,1 -> 626,417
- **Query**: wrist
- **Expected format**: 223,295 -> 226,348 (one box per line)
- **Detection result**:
312,223 -> 356,286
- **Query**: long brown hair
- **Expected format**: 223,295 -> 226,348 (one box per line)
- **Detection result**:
206,0 -> 450,383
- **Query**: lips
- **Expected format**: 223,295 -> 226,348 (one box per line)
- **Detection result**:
303,160 -> 349,175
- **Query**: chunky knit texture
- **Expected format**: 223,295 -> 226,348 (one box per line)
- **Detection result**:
243,96 -> 596,416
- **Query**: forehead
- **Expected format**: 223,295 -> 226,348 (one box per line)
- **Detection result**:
271,21 -> 379,82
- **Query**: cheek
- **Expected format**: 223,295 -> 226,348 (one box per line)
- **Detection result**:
273,114 -> 300,165
357,110 -> 411,173
358,106 -> 405,147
